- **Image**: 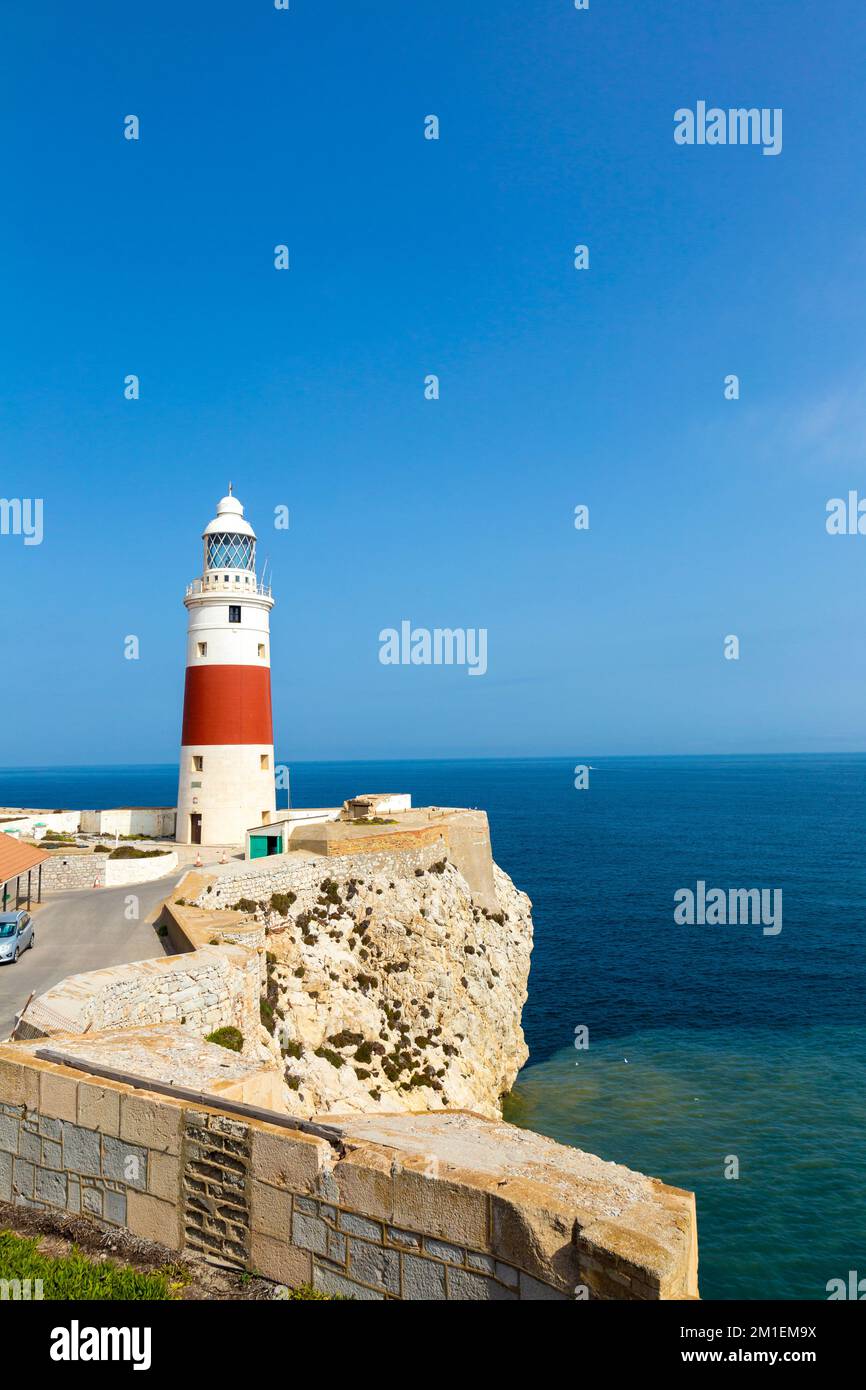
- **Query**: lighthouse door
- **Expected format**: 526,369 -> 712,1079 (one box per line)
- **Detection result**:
190,813 -> 202,845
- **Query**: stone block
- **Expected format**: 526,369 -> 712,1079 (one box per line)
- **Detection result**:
40,1071 -> 79,1123
0,1113 -> 18,1155
337,1210 -> 383,1242
102,1134 -> 148,1190
348,1239 -> 400,1294
250,1232 -> 312,1288
313,1263 -> 384,1300
333,1146 -> 394,1223
291,1209 -> 328,1256
386,1226 -> 420,1251
104,1189 -> 128,1226
423,1236 -> 464,1265
448,1266 -> 518,1300
0,1149 -> 12,1201
77,1082 -> 121,1136
393,1161 -> 489,1251
82,1185 -> 103,1217
0,1058 -> 39,1110
250,1125 -> 328,1193
250,1179 -> 292,1240
401,1251 -> 446,1300
34,1167 -> 67,1207
127,1191 -> 181,1250
18,1129 -> 42,1164
120,1093 -> 181,1155
42,1139 -> 62,1170
12,1158 -> 34,1198
147,1151 -> 181,1204
38,1115 -> 63,1141
61,1122 -> 101,1177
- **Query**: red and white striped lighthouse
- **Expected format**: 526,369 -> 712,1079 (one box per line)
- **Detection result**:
176,489 -> 276,846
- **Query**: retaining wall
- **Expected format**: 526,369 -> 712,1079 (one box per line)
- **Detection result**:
14,947 -> 259,1045
0,1049 -> 699,1300
39,851 -> 178,892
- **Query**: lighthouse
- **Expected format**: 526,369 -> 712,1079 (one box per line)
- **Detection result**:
176,489 -> 276,846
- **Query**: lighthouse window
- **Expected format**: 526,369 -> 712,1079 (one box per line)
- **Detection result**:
192,756 -> 203,771
229,605 -> 241,623
258,643 -> 266,658
197,642 -> 207,658
260,754 -> 269,770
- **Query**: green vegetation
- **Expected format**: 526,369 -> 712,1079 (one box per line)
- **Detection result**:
314,1046 -> 344,1069
108,847 -> 170,860
0,1230 -> 174,1300
260,999 -> 275,1031
232,898 -> 260,914
205,1026 -> 244,1053
270,891 -> 297,915
284,1039 -> 303,1059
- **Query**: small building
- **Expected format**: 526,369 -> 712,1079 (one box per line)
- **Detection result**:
0,831 -> 50,910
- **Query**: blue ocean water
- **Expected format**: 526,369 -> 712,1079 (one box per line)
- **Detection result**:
1,753 -> 863,1300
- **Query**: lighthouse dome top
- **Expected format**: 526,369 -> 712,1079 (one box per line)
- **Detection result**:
202,491 -> 256,541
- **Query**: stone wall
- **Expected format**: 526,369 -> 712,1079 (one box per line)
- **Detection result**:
0,1048 -> 699,1300
15,947 -> 259,1045
198,843 -> 454,910
39,850 -> 178,892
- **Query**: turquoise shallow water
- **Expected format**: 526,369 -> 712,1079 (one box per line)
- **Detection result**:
2,753 -> 864,1299
504,1024 -> 866,1300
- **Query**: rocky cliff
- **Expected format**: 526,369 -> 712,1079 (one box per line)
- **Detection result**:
256,854 -> 533,1119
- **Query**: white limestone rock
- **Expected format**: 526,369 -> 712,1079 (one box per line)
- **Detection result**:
262,859 -> 532,1120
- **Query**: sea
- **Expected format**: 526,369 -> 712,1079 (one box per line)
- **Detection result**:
2,753 -> 863,1301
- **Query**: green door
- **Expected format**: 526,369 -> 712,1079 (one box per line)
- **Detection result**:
250,835 -> 269,859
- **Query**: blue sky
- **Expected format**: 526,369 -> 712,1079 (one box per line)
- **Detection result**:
1,0 -> 865,765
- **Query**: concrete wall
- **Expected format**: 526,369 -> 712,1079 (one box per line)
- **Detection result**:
39,850 -> 178,892
79,809 -> 177,838
0,811 -> 81,838
0,1049 -> 699,1300
15,946 -> 259,1045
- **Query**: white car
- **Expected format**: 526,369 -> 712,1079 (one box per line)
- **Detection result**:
0,911 -> 35,964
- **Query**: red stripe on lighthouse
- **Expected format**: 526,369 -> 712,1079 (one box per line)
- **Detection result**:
181,665 -> 273,746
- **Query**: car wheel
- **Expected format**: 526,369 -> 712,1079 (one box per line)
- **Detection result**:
29,932 -> 35,949
13,947 -> 19,963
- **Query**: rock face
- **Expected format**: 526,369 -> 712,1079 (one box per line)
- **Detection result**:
260,856 -> 533,1120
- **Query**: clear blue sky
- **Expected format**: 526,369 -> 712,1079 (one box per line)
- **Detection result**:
2,0 -> 865,766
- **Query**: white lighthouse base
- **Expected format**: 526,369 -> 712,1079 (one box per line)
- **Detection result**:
176,744 -> 276,847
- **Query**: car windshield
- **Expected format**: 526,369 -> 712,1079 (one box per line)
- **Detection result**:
0,923 -> 17,938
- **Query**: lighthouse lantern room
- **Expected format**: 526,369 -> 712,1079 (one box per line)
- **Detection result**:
176,489 -> 276,846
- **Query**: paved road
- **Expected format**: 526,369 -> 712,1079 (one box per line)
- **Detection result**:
0,870 -> 185,1039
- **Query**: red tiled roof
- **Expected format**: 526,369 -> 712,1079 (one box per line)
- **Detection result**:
0,831 -> 50,885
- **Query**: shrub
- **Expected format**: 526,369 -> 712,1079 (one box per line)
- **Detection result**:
270,891 -> 297,915
314,1046 -> 344,1069
108,847 -> 170,860
260,999 -> 275,1031
284,1039 -> 303,1059
205,1026 -> 243,1053
232,898 -> 259,914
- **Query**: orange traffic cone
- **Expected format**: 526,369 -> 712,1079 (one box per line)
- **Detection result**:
194,852 -> 203,868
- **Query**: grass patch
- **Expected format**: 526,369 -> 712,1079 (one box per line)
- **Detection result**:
0,1230 -> 174,1300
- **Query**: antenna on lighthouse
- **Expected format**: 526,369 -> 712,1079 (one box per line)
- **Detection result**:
228,480 -> 233,495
